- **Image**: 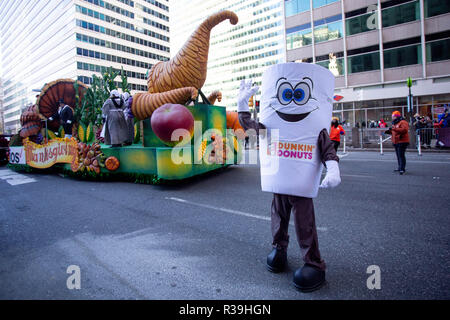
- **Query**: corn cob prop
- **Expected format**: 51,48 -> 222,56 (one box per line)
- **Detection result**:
131,10 -> 238,120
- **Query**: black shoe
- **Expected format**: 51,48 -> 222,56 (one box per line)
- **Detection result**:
393,169 -> 400,172
266,248 -> 287,273
399,170 -> 405,175
293,264 -> 326,292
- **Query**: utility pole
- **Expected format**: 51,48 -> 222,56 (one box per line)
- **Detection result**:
407,77 -> 413,124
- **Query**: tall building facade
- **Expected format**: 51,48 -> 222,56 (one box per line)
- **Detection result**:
170,0 -> 286,110
0,0 -> 170,134
284,0 -> 450,126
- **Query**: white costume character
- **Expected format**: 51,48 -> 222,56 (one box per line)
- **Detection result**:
237,62 -> 341,292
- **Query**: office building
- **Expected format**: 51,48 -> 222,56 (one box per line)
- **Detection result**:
284,0 -> 450,126
0,0 -> 170,134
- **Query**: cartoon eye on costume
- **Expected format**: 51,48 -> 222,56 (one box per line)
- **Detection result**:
277,82 -> 293,105
293,82 -> 311,105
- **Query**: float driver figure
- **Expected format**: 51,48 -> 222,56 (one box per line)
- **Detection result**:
237,63 -> 341,292
49,99 -> 74,138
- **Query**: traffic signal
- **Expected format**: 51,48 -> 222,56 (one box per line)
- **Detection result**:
255,100 -> 260,113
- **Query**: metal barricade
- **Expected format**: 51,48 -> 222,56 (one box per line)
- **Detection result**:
416,128 -> 434,151
359,128 -> 389,149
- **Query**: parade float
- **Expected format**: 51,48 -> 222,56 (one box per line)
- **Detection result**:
8,11 -> 245,184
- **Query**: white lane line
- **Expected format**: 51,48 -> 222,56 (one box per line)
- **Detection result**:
0,169 -> 37,186
166,197 -> 327,231
341,174 -> 373,178
337,152 -> 349,158
341,158 -> 450,164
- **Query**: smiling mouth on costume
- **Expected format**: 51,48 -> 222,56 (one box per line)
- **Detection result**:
270,105 -> 318,122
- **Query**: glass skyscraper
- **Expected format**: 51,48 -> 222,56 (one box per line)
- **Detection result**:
170,0 -> 286,110
0,0 -> 170,134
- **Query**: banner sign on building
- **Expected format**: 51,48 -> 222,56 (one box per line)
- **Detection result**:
23,138 -> 78,170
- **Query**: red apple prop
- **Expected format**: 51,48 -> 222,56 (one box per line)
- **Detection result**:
151,103 -> 195,147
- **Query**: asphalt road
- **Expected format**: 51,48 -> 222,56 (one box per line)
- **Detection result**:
0,150 -> 449,299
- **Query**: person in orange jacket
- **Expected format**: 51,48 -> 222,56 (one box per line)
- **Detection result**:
385,110 -> 409,175
329,117 -> 345,152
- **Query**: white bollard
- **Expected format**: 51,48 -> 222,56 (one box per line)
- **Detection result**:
417,134 -> 422,156
380,135 -> 383,155
343,135 -> 346,154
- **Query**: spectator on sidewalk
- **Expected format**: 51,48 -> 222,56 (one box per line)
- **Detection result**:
329,117 -> 345,152
421,116 -> 433,148
379,119 -> 387,128
437,106 -> 450,128
413,113 -> 426,148
386,111 -> 409,175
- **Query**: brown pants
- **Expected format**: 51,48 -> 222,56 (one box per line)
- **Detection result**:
271,193 -> 326,271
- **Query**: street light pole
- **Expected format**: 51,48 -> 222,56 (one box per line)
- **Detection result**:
407,77 -> 413,124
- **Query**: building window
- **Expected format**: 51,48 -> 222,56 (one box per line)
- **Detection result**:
316,53 -> 345,76
346,11 -> 377,36
384,44 -> 422,69
313,0 -> 339,9
285,0 -> 310,17
424,0 -> 450,17
314,15 -> 343,43
426,38 -> 450,62
286,23 -> 312,49
382,0 -> 420,28
347,51 -> 380,73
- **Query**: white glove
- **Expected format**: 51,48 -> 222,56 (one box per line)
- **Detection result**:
237,79 -> 259,112
48,117 -> 53,121
320,160 -> 341,188
67,120 -> 72,124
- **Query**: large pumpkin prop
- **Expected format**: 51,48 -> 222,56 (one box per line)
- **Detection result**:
105,156 -> 120,171
226,111 -> 245,139
36,78 -> 88,130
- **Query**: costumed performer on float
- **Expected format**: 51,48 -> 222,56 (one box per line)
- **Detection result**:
101,90 -> 128,147
237,62 -> 341,292
121,92 -> 134,146
49,99 -> 74,138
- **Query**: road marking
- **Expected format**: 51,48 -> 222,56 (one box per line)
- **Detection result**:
0,169 -> 36,186
341,174 -> 373,178
166,197 -> 327,231
341,158 -> 450,164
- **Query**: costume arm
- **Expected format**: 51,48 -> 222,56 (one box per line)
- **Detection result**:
318,129 -> 341,188
238,112 -> 265,135
317,128 -> 339,165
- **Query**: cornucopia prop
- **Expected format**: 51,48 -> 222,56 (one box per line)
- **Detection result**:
131,10 -> 238,120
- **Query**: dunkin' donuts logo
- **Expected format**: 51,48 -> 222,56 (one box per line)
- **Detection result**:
267,142 -> 316,161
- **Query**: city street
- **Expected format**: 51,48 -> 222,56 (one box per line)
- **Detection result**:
0,150 -> 449,299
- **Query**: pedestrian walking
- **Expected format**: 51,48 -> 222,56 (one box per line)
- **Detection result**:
329,117 -> 345,152
386,110 -> 409,175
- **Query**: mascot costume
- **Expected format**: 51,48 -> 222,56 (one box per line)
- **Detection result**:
237,62 -> 341,292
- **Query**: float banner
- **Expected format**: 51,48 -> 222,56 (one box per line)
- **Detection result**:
23,138 -> 78,170
9,147 -> 26,165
